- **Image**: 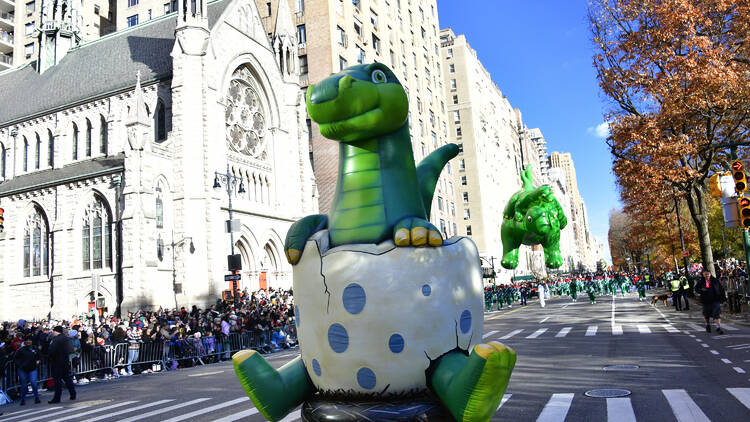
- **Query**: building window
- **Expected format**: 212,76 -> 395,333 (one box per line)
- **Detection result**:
25,23 -> 34,36
127,14 -> 138,27
85,119 -> 92,157
356,46 -> 365,64
461,175 -> 467,185
24,43 -> 34,58
431,131 -> 437,147
336,0 -> 343,15
449,63 -> 455,73
450,79 -> 457,90
82,196 -> 113,271
462,192 -> 469,204
420,142 -> 426,156
437,196 -> 444,211
297,24 -> 306,44
164,3 -> 170,13
128,0 -> 139,7
154,100 -> 167,142
156,185 -> 164,229
100,115 -> 108,155
23,207 -> 49,278
352,0 -> 360,11
456,127 -> 462,138
35,133 -> 41,169
72,123 -> 78,160
148,9 -> 152,19
1,142 -> 5,178
457,143 -> 463,154
353,17 -> 362,38
464,209 -> 470,220
453,110 -> 460,123
372,34 -> 380,54
459,158 -> 465,170
440,219 -> 446,236
26,1 -> 35,14
337,26 -> 346,46
339,56 -> 348,71
390,49 -> 395,66
452,94 -> 458,104
266,2 -> 271,16
95,5 -> 100,15
296,0 -> 305,12
299,54 -> 308,75
466,225 -> 472,235
23,137 -> 28,172
47,130 -> 54,167
447,48 -> 453,58
370,9 -> 378,29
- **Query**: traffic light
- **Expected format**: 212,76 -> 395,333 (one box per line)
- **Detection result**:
738,197 -> 750,228
0,207 -> 3,233
732,160 -> 747,193
708,173 -> 723,198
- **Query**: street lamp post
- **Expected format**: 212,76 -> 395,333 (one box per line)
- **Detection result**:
213,164 -> 245,301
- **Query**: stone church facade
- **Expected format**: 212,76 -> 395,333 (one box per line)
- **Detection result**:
0,0 -> 316,320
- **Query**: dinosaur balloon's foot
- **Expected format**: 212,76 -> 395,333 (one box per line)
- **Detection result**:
233,351 -> 314,421
394,217 -> 443,247
430,342 -> 516,422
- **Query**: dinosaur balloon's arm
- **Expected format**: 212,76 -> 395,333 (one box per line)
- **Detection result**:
416,143 -> 459,216
557,202 -> 568,229
520,164 -> 534,191
284,214 -> 328,265
502,192 -> 521,220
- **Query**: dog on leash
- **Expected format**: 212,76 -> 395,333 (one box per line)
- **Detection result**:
651,294 -> 670,307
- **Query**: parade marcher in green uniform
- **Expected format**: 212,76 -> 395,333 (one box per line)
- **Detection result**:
570,279 -> 578,302
485,287 -> 494,311
670,276 -> 683,311
680,276 -> 691,310
586,279 -> 597,304
636,276 -> 647,301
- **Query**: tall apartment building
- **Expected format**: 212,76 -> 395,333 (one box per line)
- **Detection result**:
527,127 -> 549,184
258,0 -> 458,237
548,166 -> 579,271
115,0 -> 178,29
0,0 -> 114,71
439,28 -> 543,280
549,151 -> 592,270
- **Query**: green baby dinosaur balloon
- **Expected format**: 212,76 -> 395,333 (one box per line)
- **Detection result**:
500,164 -> 568,269
282,63 -> 459,264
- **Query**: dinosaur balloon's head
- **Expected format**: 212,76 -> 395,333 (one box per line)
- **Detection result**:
523,187 -> 563,237
306,63 -> 408,142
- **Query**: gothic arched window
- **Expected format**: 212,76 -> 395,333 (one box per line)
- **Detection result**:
85,118 -> 92,157
35,133 -> 41,169
48,130 -> 54,167
155,184 -> 164,229
23,136 -> 28,172
23,207 -> 49,278
1,141 -> 5,178
225,66 -> 268,160
82,196 -> 112,271
155,100 -> 167,142
72,123 -> 79,160
100,115 -> 108,155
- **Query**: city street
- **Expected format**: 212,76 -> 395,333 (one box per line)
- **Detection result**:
2,291 -> 750,421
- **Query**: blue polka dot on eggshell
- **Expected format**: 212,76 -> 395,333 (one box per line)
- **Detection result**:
388,334 -> 405,353
342,283 -> 366,314
312,359 -> 321,376
357,367 -> 376,389
460,310 -> 472,334
328,323 -> 349,353
422,284 -> 431,296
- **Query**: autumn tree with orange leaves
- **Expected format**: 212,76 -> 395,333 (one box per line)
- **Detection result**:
590,0 -> 750,276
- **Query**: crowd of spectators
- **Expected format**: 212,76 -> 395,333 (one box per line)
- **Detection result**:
0,287 -> 296,395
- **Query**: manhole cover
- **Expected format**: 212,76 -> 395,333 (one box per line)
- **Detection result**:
603,365 -> 639,371
70,399 -> 112,408
585,389 -> 632,398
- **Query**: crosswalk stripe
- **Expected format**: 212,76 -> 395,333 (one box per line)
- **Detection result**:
585,326 -> 598,336
722,324 -> 740,331
612,325 -> 623,335
687,323 -> 705,331
115,398 -> 211,422
499,329 -> 524,340
710,350 -> 719,355
637,325 -> 651,334
483,330 -> 499,339
555,327 -> 572,338
536,393 -> 574,422
24,405 -> 93,422
721,358 -> 732,364
727,388 -> 750,410
606,397 -> 636,422
496,394 -> 512,411
54,401 -> 139,422
733,367 -> 746,374
662,389 -> 710,422
662,324 -> 679,333
279,409 -> 302,422
0,407 -> 62,422
527,328 -> 548,339
161,397 -> 250,422
210,407 -> 260,422
82,400 -> 175,422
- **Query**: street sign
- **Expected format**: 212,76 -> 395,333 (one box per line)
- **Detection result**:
224,273 -> 241,281
225,219 -> 241,233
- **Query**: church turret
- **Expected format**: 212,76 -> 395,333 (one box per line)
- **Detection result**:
174,0 -> 209,56
37,0 -> 82,73
272,0 -> 298,83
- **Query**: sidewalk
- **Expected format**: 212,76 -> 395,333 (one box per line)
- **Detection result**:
650,288 -> 750,327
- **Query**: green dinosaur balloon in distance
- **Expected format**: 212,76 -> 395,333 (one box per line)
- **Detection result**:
500,164 -> 568,269
232,63 -> 516,422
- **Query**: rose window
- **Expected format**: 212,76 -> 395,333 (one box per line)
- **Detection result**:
225,67 -> 267,159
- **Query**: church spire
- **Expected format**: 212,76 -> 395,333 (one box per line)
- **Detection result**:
272,0 -> 297,81
37,0 -> 82,73
126,71 -> 150,152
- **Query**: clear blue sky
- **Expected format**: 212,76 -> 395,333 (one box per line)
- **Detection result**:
437,0 -> 617,261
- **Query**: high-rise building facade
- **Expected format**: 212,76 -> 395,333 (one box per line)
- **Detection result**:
258,0 -> 458,238
0,0 -> 114,71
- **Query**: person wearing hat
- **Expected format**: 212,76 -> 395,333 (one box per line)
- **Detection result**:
47,326 -> 76,403
695,269 -> 726,334
14,336 -> 40,405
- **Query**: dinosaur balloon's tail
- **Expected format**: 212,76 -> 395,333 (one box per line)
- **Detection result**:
416,143 -> 460,216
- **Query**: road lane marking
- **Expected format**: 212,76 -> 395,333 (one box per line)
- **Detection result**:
585,326 -> 598,336
637,325 -> 651,334
710,350 -> 719,355
728,343 -> 750,350
612,325 -> 623,335
555,327 -> 572,338
527,328 -> 548,339
536,393 -> 574,422
721,358 -> 732,364
486,306 -> 526,320
279,409 -> 302,421
161,397 -> 250,422
499,329 -> 524,340
0,407 -> 62,422
210,408 -> 260,422
54,402 -> 140,422
115,398 -> 211,422
188,370 -> 225,377
82,400 -> 175,422
734,367 -> 746,374
662,324 -> 679,333
606,397 -> 636,422
695,338 -> 703,342
662,389 -> 710,422
700,344 -> 709,348
722,324 -> 740,331
496,394 -> 512,411
611,295 -> 616,334
540,317 -> 550,323
687,324 -> 704,332
727,388 -> 750,410
483,330 -> 499,339
24,405 -> 93,422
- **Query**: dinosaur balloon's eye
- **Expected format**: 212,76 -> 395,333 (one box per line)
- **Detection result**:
371,69 -> 387,84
